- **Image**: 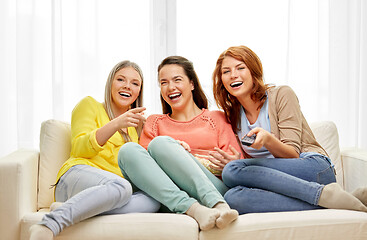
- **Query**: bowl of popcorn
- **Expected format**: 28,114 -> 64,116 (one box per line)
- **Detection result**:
190,149 -> 222,176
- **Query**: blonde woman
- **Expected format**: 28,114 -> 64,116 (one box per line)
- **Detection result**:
30,61 -> 160,240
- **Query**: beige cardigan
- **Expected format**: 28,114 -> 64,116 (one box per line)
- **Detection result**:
267,85 -> 328,157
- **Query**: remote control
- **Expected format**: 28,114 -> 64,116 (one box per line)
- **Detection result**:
241,134 -> 256,146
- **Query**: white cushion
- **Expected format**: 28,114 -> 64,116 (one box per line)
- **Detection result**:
309,121 -> 344,187
21,212 -> 198,240
200,209 -> 367,240
341,148 -> 367,192
38,120 -> 71,209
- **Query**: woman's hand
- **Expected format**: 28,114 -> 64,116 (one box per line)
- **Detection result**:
244,127 -> 272,150
245,127 -> 299,158
176,140 -> 191,152
207,145 -> 241,171
113,107 -> 146,130
96,107 -> 146,146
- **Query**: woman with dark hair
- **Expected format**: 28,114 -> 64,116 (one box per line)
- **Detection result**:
210,45 -> 367,214
29,60 -> 160,240
118,56 -> 240,231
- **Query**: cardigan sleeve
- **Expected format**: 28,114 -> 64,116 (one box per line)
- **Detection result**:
274,86 -> 303,154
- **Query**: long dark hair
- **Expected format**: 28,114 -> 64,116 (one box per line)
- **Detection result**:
158,56 -> 208,114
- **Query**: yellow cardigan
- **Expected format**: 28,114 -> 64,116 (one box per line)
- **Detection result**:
56,96 -> 139,181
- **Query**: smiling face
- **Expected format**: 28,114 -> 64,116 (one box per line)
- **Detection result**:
111,66 -> 142,115
158,64 -> 194,113
221,56 -> 254,99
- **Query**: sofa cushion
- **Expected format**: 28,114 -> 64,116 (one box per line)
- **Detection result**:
38,119 -> 71,209
200,209 -> 367,240
309,121 -> 344,187
21,212 -> 199,240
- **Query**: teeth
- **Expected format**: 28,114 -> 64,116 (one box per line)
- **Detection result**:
169,93 -> 181,99
120,92 -> 131,97
230,82 -> 243,87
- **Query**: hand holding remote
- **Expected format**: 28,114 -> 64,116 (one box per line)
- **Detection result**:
241,134 -> 256,146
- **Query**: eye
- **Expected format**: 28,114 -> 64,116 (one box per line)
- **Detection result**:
175,78 -> 182,82
160,80 -> 167,86
222,70 -> 230,74
133,82 -> 140,86
238,66 -> 245,70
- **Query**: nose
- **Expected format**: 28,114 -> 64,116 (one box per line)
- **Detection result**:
230,69 -> 238,79
167,81 -> 176,91
122,81 -> 131,89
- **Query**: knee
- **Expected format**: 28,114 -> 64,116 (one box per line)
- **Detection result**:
118,142 -> 143,169
224,186 -> 247,214
147,136 -> 176,153
108,178 -> 133,206
222,160 -> 245,188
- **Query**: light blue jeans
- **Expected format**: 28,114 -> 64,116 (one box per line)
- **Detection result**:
118,136 -> 228,213
40,164 -> 160,235
222,152 -> 336,214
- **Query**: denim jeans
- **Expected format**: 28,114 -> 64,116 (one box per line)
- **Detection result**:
118,136 -> 228,213
40,164 -> 160,235
222,152 -> 336,214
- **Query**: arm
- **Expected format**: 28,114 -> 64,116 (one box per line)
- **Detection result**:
247,127 -> 299,158
260,86 -> 302,158
71,97 -> 145,157
96,107 -> 146,146
139,115 -> 158,149
208,111 -> 243,170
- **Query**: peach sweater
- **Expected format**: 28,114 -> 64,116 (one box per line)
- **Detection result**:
140,109 -> 242,157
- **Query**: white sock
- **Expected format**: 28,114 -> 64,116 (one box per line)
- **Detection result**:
214,202 -> 239,229
186,202 -> 220,231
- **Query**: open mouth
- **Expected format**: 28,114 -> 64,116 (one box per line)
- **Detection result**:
230,81 -> 243,88
168,93 -> 182,100
119,92 -> 131,98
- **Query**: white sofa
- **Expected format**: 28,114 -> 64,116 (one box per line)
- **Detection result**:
1,120 -> 367,240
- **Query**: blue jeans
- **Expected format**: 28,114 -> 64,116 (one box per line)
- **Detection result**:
118,136 -> 228,213
222,152 -> 336,214
40,165 -> 160,235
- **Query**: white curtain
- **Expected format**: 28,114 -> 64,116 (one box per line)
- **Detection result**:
1,0 -> 366,158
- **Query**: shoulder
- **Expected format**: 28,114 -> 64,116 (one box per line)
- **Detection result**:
205,109 -> 227,121
71,96 -> 104,118
268,85 -> 297,98
74,96 -> 101,109
202,109 -> 231,129
146,114 -> 166,123
144,114 -> 167,128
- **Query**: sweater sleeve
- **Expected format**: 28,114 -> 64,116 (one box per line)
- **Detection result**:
275,86 -> 303,154
70,97 -> 104,158
139,115 -> 159,149
210,110 -> 243,158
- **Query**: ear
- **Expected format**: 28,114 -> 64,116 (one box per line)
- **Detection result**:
190,81 -> 194,91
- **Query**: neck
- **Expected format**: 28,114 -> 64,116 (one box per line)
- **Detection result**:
111,103 -> 129,118
170,102 -> 202,121
237,95 -> 261,124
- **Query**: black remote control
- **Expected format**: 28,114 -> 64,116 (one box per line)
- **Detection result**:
241,134 -> 256,146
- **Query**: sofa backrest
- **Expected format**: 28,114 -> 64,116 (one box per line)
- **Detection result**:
38,119 -> 71,210
309,121 -> 344,186
37,119 -> 344,210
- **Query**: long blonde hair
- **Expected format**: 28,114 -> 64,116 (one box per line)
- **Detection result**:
103,60 -> 144,142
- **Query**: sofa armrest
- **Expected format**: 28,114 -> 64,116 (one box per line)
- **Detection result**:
0,149 -> 39,240
341,147 -> 367,193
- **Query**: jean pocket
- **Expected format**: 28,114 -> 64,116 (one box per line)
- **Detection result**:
317,165 -> 336,185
